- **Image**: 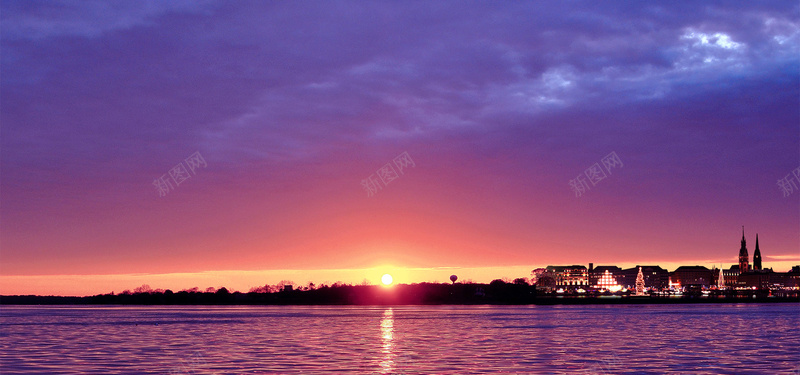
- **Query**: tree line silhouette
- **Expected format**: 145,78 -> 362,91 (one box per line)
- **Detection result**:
2,278 -> 796,305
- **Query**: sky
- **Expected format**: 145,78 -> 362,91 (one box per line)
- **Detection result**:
1,1 -> 799,296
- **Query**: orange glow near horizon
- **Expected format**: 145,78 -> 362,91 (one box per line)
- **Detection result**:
2,259 -> 799,297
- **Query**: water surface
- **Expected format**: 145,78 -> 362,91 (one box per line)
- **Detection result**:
1,304 -> 799,374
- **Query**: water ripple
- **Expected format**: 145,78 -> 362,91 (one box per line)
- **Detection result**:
1,304 -> 798,374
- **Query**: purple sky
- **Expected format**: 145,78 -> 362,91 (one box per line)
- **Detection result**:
1,1 -> 798,295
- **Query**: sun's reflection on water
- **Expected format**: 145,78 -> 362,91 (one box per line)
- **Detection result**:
2,306 -> 799,374
379,308 -> 395,374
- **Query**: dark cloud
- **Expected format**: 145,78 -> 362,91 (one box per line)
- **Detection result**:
3,1 -> 797,180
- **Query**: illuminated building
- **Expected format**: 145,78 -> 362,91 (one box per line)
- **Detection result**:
723,229 -> 760,287
724,230 -> 785,289
738,271 -> 772,290
721,267 -> 740,288
543,265 -> 588,289
588,265 -> 624,287
596,270 -> 622,292
621,266 -> 668,290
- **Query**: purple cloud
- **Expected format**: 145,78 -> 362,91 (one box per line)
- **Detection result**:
1,1 -> 797,279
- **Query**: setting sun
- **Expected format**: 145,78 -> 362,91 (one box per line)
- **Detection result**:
381,274 -> 393,286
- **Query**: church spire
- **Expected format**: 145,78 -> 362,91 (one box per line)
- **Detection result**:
753,233 -> 762,271
738,226 -> 749,274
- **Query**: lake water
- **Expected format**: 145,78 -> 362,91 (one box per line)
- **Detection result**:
1,304 -> 799,374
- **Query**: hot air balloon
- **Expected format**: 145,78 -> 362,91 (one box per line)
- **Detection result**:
450,275 -> 458,284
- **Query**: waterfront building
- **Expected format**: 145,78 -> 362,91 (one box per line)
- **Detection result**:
530,230 -> 797,293
670,266 -> 713,288
722,230 -> 799,290
596,270 -> 622,291
786,267 -> 800,288
621,266 -> 668,290
543,265 -> 588,289
721,266 -> 741,288
588,264 -> 624,287
738,271 -> 772,290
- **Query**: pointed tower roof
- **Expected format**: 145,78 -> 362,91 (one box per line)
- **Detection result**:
753,233 -> 763,271
739,226 -> 748,257
738,226 -> 749,273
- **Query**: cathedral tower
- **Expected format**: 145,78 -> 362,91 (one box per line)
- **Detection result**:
752,233 -> 762,271
738,226 -> 749,274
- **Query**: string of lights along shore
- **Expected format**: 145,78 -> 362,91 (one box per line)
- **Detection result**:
529,227 -> 799,295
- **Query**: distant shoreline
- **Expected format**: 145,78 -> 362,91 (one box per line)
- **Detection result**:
2,297 -> 799,306
2,283 -> 798,305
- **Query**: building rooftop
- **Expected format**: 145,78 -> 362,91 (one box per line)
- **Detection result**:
673,266 -> 711,272
546,265 -> 587,272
